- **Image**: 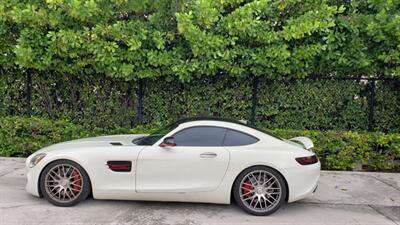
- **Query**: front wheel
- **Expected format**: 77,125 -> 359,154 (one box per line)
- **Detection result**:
233,166 -> 287,216
39,159 -> 91,207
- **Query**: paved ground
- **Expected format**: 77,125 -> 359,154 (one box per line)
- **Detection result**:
0,157 -> 399,225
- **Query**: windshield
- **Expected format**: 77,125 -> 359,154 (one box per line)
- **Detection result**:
133,121 -> 180,146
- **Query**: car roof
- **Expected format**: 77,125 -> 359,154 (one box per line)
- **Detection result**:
174,117 -> 248,126
174,117 -> 284,140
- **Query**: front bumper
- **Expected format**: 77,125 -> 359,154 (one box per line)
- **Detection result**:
25,155 -> 42,197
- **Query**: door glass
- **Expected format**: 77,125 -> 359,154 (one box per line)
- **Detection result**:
173,126 -> 226,146
223,129 -> 259,146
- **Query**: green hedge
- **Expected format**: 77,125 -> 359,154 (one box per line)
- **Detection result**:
257,79 -> 369,130
0,116 -> 98,157
0,116 -> 156,157
1,73 -> 399,133
142,77 -> 253,126
1,116 -> 399,171
0,72 -> 137,130
270,129 -> 400,171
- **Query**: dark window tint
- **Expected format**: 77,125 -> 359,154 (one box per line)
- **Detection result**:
173,126 -> 226,146
223,129 -> 258,146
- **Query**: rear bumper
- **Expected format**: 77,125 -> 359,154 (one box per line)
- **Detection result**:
282,161 -> 320,202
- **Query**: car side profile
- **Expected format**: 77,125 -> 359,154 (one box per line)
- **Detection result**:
26,118 -> 320,216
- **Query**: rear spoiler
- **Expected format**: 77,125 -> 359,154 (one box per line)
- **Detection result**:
289,136 -> 314,150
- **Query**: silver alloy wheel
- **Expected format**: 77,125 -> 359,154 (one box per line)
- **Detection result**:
239,170 -> 282,212
44,164 -> 83,203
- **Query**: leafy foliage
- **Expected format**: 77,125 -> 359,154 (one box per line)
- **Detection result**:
320,0 -> 400,77
1,0 -> 185,79
1,116 -> 398,171
3,0 -> 397,81
175,0 -> 343,79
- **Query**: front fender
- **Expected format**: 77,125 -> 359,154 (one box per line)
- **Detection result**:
25,153 -> 94,197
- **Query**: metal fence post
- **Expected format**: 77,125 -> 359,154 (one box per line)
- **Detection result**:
367,79 -> 376,132
25,69 -> 32,117
250,76 -> 259,125
125,81 -> 134,128
136,79 -> 144,125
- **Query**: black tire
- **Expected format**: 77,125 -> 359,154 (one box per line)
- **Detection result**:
39,159 -> 91,207
233,166 -> 287,216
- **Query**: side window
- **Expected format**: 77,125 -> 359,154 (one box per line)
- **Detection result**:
173,126 -> 227,146
223,129 -> 259,146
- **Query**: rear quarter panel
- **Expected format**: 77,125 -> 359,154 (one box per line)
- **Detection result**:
218,141 -> 319,203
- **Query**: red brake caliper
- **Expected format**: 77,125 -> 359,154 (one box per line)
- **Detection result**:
242,180 -> 253,197
71,169 -> 81,193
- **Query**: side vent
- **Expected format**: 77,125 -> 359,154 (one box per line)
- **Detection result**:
107,161 -> 132,172
110,142 -> 123,146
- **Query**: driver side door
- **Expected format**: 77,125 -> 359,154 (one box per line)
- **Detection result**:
136,126 -> 230,193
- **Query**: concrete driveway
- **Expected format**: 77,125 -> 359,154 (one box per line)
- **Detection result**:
0,157 -> 399,225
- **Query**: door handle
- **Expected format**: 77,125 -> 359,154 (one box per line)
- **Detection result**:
200,152 -> 217,158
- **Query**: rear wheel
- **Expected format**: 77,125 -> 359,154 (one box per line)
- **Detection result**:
40,159 -> 91,207
233,166 -> 287,216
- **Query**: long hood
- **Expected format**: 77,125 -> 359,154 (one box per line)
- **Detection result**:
37,134 -> 148,153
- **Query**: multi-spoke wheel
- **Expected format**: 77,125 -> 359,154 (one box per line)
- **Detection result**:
40,160 -> 90,207
233,166 -> 287,216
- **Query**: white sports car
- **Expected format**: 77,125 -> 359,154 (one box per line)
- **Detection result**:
26,118 -> 320,215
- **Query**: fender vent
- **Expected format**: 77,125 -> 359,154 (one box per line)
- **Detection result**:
110,142 -> 123,146
107,161 -> 132,172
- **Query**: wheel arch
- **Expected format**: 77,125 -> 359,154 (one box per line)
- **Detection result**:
230,165 -> 289,203
37,158 -> 93,198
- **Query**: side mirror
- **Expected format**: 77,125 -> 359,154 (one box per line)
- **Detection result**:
159,137 -> 176,147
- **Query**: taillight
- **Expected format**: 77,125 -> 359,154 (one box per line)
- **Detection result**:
296,155 -> 318,165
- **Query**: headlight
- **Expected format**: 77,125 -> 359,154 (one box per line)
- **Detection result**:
29,153 -> 46,168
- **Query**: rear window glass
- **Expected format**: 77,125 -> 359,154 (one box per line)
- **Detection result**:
223,129 -> 259,146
